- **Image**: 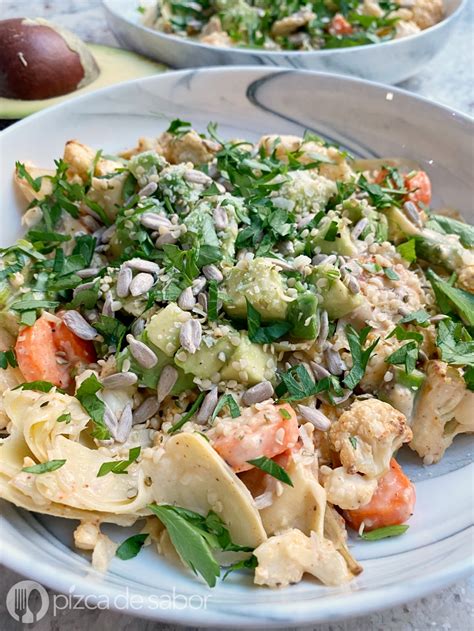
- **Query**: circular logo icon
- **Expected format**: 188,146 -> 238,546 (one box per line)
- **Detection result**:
6,580 -> 49,623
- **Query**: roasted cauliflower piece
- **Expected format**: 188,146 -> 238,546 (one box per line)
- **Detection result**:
321,466 -> 378,510
253,529 -> 354,588
412,0 -> 444,29
63,140 -> 121,183
329,399 -> 413,478
157,130 -> 218,165
409,361 -> 474,464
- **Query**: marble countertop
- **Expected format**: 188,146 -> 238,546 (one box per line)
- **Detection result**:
1,1 -> 473,630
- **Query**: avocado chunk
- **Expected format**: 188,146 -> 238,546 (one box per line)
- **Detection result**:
117,335 -> 193,392
146,303 -> 191,357
311,222 -> 357,257
0,43 -> 165,119
309,265 -> 363,319
175,337 -> 235,380
383,206 -> 420,243
221,333 -> 277,385
222,258 -> 292,321
287,292 -> 319,340
343,199 -> 389,243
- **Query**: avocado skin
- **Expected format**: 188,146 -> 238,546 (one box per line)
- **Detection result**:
0,43 -> 165,119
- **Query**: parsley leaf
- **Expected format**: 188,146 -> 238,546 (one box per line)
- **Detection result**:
146,504 -> 221,587
360,524 -> 409,541
166,119 -> 192,136
436,319 -> 474,366
97,446 -> 141,477
207,280 -> 218,321
0,349 -> 18,369
57,412 -> 72,424
14,380 -> 61,393
22,459 -> 66,474
211,393 -> 240,421
116,533 -> 149,560
246,456 -> 293,486
246,299 -> 291,344
94,315 -> 127,350
427,270 -> 474,326
385,341 -> 419,373
76,375 -> 110,440
399,309 -> 431,325
168,392 -> 205,434
343,325 -> 379,390
223,555 -> 258,580
426,214 -> 474,248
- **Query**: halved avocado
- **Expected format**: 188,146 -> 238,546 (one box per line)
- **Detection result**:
0,43 -> 165,119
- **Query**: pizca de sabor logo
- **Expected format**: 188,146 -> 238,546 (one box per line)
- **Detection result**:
6,580 -> 50,623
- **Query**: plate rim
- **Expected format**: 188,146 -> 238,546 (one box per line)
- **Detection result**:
1,67 -> 473,626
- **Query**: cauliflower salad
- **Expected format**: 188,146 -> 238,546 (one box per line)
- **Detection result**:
0,122 -> 473,588
141,0 -> 445,51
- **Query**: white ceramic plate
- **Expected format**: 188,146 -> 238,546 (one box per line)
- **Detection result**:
0,68 -> 473,627
103,0 -> 467,85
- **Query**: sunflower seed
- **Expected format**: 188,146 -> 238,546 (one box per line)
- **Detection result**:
125,258 -> 160,274
81,215 -> 101,232
101,372 -> 138,389
76,267 -> 99,279
202,265 -> 223,282
332,390 -> 353,405
318,310 -> 329,346
191,276 -> 206,295
129,272 -> 155,297
103,404 -> 119,437
132,396 -> 159,425
102,291 -> 114,317
403,201 -> 423,227
157,365 -> 179,403
180,319 -> 202,354
116,266 -> 133,298
264,257 -> 294,271
213,206 -> 228,230
126,335 -> 158,368
138,181 -> 158,198
178,286 -> 196,310
131,318 -> 145,337
203,138 -> 222,152
297,405 -> 331,431
73,281 -> 96,298
318,254 -> 337,266
101,224 -> 116,243
155,232 -> 178,247
429,314 -> 449,323
196,387 -> 218,424
352,218 -> 369,240
242,381 -> 274,406
325,348 -> 346,376
63,310 -> 98,340
346,275 -> 361,294
82,205 -> 102,221
140,213 -> 172,231
197,292 -> 208,312
115,403 -> 133,443
184,170 -> 213,186
310,362 -> 331,380
296,213 -> 316,229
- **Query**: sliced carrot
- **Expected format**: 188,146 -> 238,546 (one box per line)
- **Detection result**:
330,14 -> 353,36
212,403 -> 299,473
15,314 -> 95,390
343,459 -> 416,532
405,170 -> 431,208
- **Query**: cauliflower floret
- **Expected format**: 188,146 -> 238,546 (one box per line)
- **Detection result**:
457,265 -> 474,293
254,529 -> 354,587
73,520 -> 101,551
329,399 -> 412,478
272,169 -> 337,217
412,0 -> 444,29
88,173 -> 128,220
321,466 -> 378,510
361,0 -> 384,17
395,20 -> 421,39
158,130 -> 217,165
271,9 -> 315,37
200,17 -> 232,46
258,134 -> 302,160
91,533 -> 118,573
63,140 -> 121,183
410,361 -> 474,464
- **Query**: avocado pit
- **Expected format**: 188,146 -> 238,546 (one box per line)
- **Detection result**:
0,17 -> 99,100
